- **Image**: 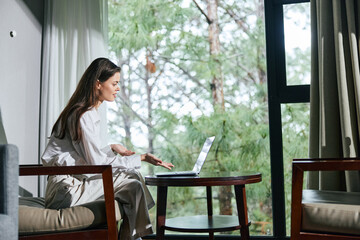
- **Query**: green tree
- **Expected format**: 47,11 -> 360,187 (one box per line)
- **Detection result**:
108,0 -> 310,236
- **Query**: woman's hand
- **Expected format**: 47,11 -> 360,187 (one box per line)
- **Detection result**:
141,153 -> 174,170
111,144 -> 135,156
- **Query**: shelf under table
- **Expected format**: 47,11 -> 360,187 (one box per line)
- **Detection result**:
165,215 -> 248,232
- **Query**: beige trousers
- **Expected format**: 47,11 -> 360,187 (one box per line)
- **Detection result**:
45,168 -> 154,240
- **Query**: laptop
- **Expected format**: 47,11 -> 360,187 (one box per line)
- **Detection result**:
156,136 -> 215,177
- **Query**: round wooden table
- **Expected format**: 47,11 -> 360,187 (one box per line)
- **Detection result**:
145,171 -> 262,240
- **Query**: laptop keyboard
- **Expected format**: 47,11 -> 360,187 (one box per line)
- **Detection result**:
156,171 -> 197,176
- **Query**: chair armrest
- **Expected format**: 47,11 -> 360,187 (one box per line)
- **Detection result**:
290,159 -> 360,239
20,164 -> 114,175
292,159 -> 360,171
19,165 -> 117,240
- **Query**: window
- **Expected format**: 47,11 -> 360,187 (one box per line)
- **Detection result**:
282,2 -> 311,235
282,103 -> 310,235
284,3 -> 311,86
107,0 -> 311,238
265,0 -> 310,238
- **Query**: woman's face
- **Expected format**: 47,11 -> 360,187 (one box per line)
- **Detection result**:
97,72 -> 120,103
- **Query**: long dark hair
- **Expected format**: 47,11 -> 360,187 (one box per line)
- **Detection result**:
52,58 -> 121,141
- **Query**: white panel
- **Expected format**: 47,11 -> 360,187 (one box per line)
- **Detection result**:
0,0 -> 43,196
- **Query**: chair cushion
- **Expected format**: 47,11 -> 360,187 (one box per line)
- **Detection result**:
19,197 -> 122,235
302,189 -> 360,235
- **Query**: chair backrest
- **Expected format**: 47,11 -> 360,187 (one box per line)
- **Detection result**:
0,144 -> 19,240
0,108 -> 8,144
0,109 -> 19,239
0,108 -> 33,199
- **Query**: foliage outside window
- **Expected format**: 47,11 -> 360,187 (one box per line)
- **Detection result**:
107,0 -> 310,236
284,3 -> 311,86
282,103 -> 310,235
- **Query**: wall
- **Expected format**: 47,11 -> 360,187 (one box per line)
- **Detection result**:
0,0 -> 44,195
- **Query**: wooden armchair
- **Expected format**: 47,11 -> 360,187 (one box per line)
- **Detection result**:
19,164 -> 119,240
291,158 -> 360,240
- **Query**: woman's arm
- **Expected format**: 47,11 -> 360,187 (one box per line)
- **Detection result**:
76,110 -> 141,169
110,144 -> 135,156
141,153 -> 174,170
77,109 -> 173,170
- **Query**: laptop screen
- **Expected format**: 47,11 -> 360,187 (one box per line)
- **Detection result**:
192,136 -> 215,173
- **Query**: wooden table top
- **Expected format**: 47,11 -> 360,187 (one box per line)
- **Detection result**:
145,171 -> 262,187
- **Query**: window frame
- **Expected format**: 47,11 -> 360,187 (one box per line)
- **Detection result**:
265,0 -> 310,239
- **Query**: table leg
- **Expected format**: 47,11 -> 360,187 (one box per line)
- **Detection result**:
206,186 -> 213,216
156,186 -> 168,240
206,186 -> 214,240
234,185 -> 249,240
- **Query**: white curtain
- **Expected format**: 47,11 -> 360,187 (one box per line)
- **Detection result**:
40,0 -> 109,195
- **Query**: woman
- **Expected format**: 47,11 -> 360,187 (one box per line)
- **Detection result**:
41,57 -> 174,240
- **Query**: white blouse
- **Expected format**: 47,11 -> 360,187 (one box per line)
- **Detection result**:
41,107 -> 141,169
